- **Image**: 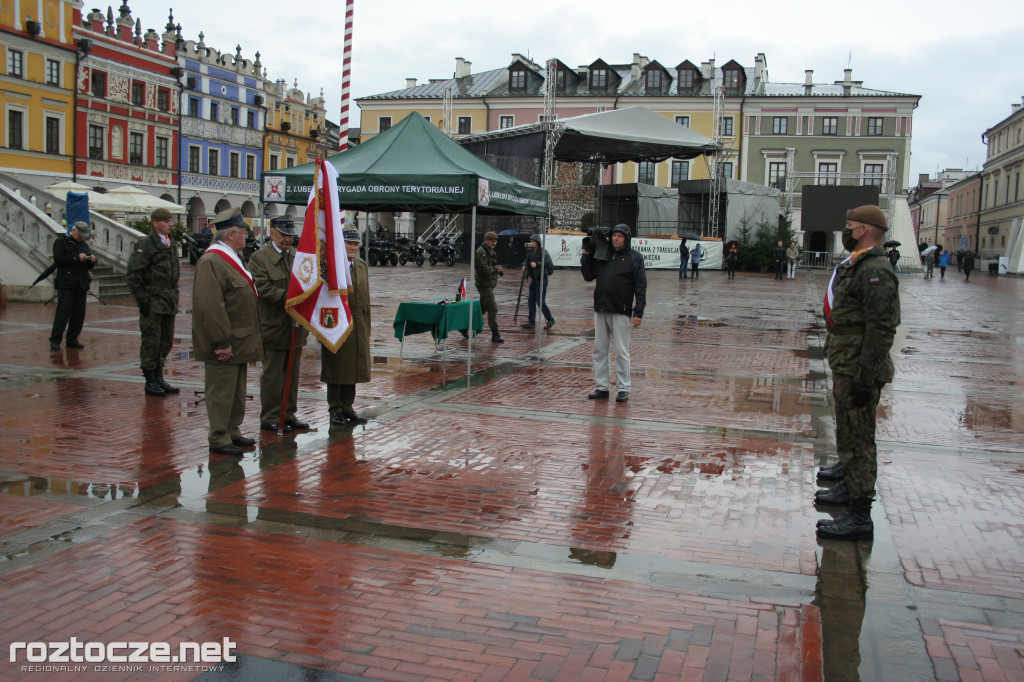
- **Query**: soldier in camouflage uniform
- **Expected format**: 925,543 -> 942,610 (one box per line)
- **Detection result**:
127,208 -> 180,397
473,231 -> 504,343
815,204 -> 901,541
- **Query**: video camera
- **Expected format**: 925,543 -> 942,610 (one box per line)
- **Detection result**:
582,226 -> 613,261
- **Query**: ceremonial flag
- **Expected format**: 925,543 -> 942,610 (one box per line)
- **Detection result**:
285,159 -> 353,353
457,277 -> 467,301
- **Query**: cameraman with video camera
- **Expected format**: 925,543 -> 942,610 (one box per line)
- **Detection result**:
581,224 -> 647,403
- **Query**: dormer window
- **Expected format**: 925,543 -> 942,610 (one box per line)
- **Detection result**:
510,68 -> 527,90
646,69 -> 662,90
723,69 -> 740,89
678,69 -> 694,89
556,70 -> 566,89
591,68 -> 608,89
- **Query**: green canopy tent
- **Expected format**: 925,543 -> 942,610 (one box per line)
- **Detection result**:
264,112 -> 548,374
264,111 -> 547,216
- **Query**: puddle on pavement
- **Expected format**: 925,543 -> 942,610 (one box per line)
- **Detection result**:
0,474 -> 139,501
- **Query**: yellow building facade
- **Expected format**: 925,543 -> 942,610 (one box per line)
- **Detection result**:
1,0 -> 78,180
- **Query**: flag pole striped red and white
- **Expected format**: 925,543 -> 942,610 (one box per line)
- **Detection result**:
338,0 -> 354,152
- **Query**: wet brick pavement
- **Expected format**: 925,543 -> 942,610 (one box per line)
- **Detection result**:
1,259 -> 1023,681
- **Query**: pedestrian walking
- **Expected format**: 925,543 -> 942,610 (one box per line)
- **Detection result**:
248,217 -> 311,433
126,208 -> 181,396
963,252 -> 975,281
48,221 -> 95,351
887,246 -> 900,270
924,249 -> 935,279
725,244 -> 739,280
939,249 -> 950,279
520,234 -> 555,330
581,224 -> 646,403
816,205 -> 901,541
690,242 -> 702,279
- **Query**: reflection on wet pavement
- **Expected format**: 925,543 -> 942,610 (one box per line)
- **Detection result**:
2,265 -> 1024,680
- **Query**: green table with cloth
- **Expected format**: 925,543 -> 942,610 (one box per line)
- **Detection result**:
392,300 -> 483,356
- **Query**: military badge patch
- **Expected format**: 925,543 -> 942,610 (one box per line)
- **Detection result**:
868,277 -> 881,285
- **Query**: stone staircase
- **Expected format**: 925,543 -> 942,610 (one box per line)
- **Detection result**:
91,265 -> 132,300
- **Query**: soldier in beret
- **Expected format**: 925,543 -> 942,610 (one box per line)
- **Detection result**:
48,221 -> 96,351
321,229 -> 371,427
248,217 -> 310,432
815,204 -> 901,541
127,207 -> 180,396
191,207 -> 264,455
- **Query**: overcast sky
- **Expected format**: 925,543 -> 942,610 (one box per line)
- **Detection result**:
134,0 -> 1023,181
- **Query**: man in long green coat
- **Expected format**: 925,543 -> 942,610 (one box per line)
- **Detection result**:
126,207 -> 180,397
192,208 -> 264,455
249,218 -> 310,432
321,229 -> 371,427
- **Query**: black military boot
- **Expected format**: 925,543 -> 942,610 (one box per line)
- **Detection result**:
143,369 -> 166,397
155,367 -> 180,394
817,510 -> 850,528
814,479 -> 851,506
816,460 -> 844,481
817,498 -> 873,541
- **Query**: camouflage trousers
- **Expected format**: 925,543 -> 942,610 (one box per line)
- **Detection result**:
478,286 -> 499,332
139,311 -> 176,370
832,373 -> 882,499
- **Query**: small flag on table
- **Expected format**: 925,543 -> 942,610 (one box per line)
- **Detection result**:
457,277 -> 467,302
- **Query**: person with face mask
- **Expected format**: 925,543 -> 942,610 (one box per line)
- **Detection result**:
816,205 -> 901,541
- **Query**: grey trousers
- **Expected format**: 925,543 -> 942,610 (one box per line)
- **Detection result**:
592,311 -> 632,392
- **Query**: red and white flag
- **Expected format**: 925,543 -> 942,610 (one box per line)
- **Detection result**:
285,159 -> 353,353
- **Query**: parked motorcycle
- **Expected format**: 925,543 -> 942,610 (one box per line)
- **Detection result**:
428,237 -> 459,267
396,237 -> 425,266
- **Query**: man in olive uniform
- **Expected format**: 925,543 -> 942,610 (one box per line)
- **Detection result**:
127,207 -> 180,396
192,208 -> 264,455
815,205 -> 901,541
248,217 -> 310,432
322,229 -> 371,427
473,231 -> 504,343
49,221 -> 96,350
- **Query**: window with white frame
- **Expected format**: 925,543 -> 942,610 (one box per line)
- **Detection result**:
768,161 -> 787,189
45,116 -> 61,154
675,115 -> 689,128
286,155 -> 295,168
88,124 -> 104,159
818,162 -> 839,185
379,116 -> 391,132
499,115 -> 514,129
772,117 -> 788,135
867,117 -> 884,136
637,161 -> 656,184
269,154 -> 278,171
458,116 -> 471,135
157,89 -> 169,112
821,117 -> 838,135
7,109 -> 25,148
155,137 -> 168,167
209,102 -> 219,122
188,146 -> 200,172
129,132 -> 144,164
208,148 -> 219,175
246,155 -> 255,179
863,163 -> 885,188
720,116 -> 734,136
229,152 -> 240,178
46,59 -> 60,86
720,161 -> 733,179
131,82 -> 144,106
671,160 -> 689,187
7,49 -> 24,78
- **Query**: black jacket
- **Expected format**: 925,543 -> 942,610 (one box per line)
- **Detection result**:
52,234 -> 94,290
522,246 -> 553,281
580,234 -> 647,318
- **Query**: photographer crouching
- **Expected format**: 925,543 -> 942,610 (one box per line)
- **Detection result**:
580,224 -> 647,403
